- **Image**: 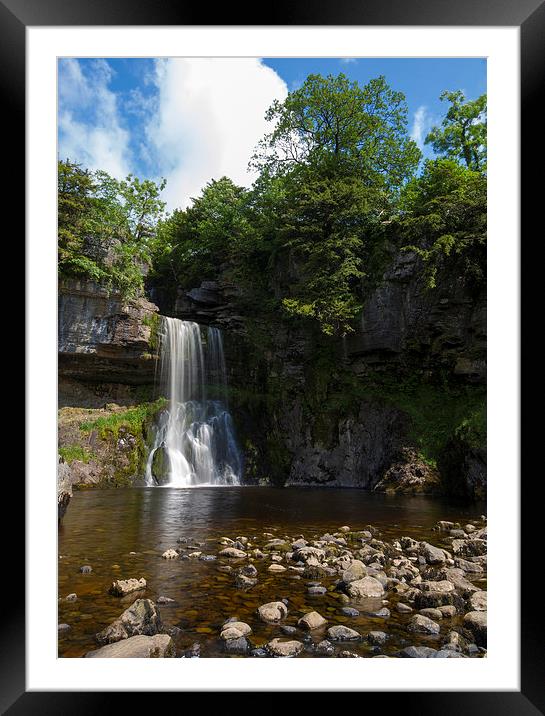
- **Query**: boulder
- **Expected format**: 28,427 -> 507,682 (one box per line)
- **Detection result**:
346,576 -> 384,599
468,590 -> 487,611
341,560 -> 367,584
95,599 -> 162,645
298,611 -> 327,630
407,614 -> 441,635
218,547 -> 247,559
85,634 -> 175,658
266,638 -> 304,657
464,611 -> 487,647
109,578 -> 146,597
257,601 -> 288,623
327,625 -> 361,641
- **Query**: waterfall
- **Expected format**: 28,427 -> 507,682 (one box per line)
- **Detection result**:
145,318 -> 242,487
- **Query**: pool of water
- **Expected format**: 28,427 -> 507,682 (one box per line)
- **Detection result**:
58,487 -> 486,657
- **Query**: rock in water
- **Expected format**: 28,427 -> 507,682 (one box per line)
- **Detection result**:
266,638 -> 303,657
463,611 -> 487,647
109,577 -> 146,597
327,625 -> 361,641
297,611 -> 327,630
95,599 -> 163,645
257,601 -> 288,623
346,576 -> 384,598
85,634 -> 175,658
407,614 -> 441,635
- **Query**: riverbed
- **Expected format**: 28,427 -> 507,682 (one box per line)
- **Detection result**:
58,487 -> 486,658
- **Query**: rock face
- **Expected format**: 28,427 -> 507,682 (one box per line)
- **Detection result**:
85,634 -> 175,658
95,599 -> 162,645
58,279 -> 159,396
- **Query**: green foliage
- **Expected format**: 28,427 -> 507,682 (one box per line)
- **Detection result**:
79,399 -> 166,439
58,159 -> 166,297
425,90 -> 487,172
58,444 -> 95,464
398,159 -> 486,289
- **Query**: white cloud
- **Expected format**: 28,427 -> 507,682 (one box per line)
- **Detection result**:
411,105 -> 432,149
145,58 -> 288,210
58,59 -> 131,178
340,58 -> 358,65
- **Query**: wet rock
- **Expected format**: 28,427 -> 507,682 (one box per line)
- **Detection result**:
396,602 -> 413,614
298,611 -> 327,630
346,576 -> 384,599
341,560 -> 367,584
407,614 -> 441,635
109,578 -> 146,597
220,622 -> 252,641
468,591 -> 487,611
327,625 -> 361,641
268,564 -> 286,573
340,607 -> 360,617
266,638 -> 304,657
307,585 -> 327,596
419,608 -> 443,620
161,549 -> 178,560
157,596 -> 176,605
433,650 -> 467,658
239,564 -> 258,578
224,637 -> 250,654
339,526 -> 351,533
184,642 -> 200,658
218,547 -> 247,559
257,601 -> 288,623
280,625 -> 297,636
85,634 -> 175,658
65,593 -> 77,602
451,539 -> 487,558
58,623 -> 71,633
199,554 -> 216,561
95,599 -> 162,645
398,646 -> 438,658
250,648 -> 268,657
368,631 -> 388,646
438,605 -> 457,618
79,565 -> 92,574
235,574 -> 258,589
316,639 -> 335,655
367,607 -> 390,618
420,542 -> 448,564
463,611 -> 487,647
337,650 -> 360,658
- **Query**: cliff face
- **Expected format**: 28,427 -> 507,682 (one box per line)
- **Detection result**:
57,248 -> 486,499
58,279 -> 159,406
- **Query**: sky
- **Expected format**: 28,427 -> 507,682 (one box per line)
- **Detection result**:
58,57 -> 486,211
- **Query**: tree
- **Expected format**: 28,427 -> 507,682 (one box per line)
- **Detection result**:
425,90 -> 487,172
252,73 -> 421,191
399,158 -> 486,289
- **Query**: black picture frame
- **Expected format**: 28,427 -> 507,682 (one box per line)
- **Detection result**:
8,0 -> 537,711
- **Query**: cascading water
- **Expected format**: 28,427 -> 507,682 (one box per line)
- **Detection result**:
145,317 -> 242,487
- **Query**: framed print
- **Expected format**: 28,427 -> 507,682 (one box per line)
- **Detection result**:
6,0 -> 538,711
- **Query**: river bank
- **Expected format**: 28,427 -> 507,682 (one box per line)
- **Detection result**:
58,487 -> 486,658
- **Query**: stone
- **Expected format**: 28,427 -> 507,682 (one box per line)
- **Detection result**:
341,560 -> 367,584
339,526 -> 351,533
438,605 -> 457,618
79,565 -> 92,574
280,625 -> 297,635
468,591 -> 487,611
307,585 -> 327,596
268,564 -> 286,573
419,608 -> 443,620
432,650 -> 467,658
109,578 -> 146,597
239,564 -> 258,577
420,542 -> 448,564
396,602 -> 413,614
340,607 -> 360,617
220,622 -> 252,641
298,611 -> 327,630
161,549 -> 178,560
454,557 -> 484,573
250,648 -> 268,658
224,637 -> 250,654
235,574 -> 258,589
257,601 -> 288,623
327,625 -> 361,641
367,631 -> 388,645
463,611 -> 487,647
346,576 -> 384,599
399,646 -> 438,658
95,599 -> 162,645
366,607 -> 390,618
266,638 -> 304,657
65,593 -> 77,602
85,634 -> 175,658
316,640 -> 335,655
58,623 -> 71,633
157,596 -> 176,605
218,547 -> 247,559
407,614 -> 441,635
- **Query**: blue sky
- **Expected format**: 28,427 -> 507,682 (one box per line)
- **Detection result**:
58,57 -> 486,211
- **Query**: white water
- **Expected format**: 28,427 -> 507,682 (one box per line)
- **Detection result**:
145,318 -> 242,487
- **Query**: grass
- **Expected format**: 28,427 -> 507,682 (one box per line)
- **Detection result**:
58,444 -> 95,464
79,398 -> 166,439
